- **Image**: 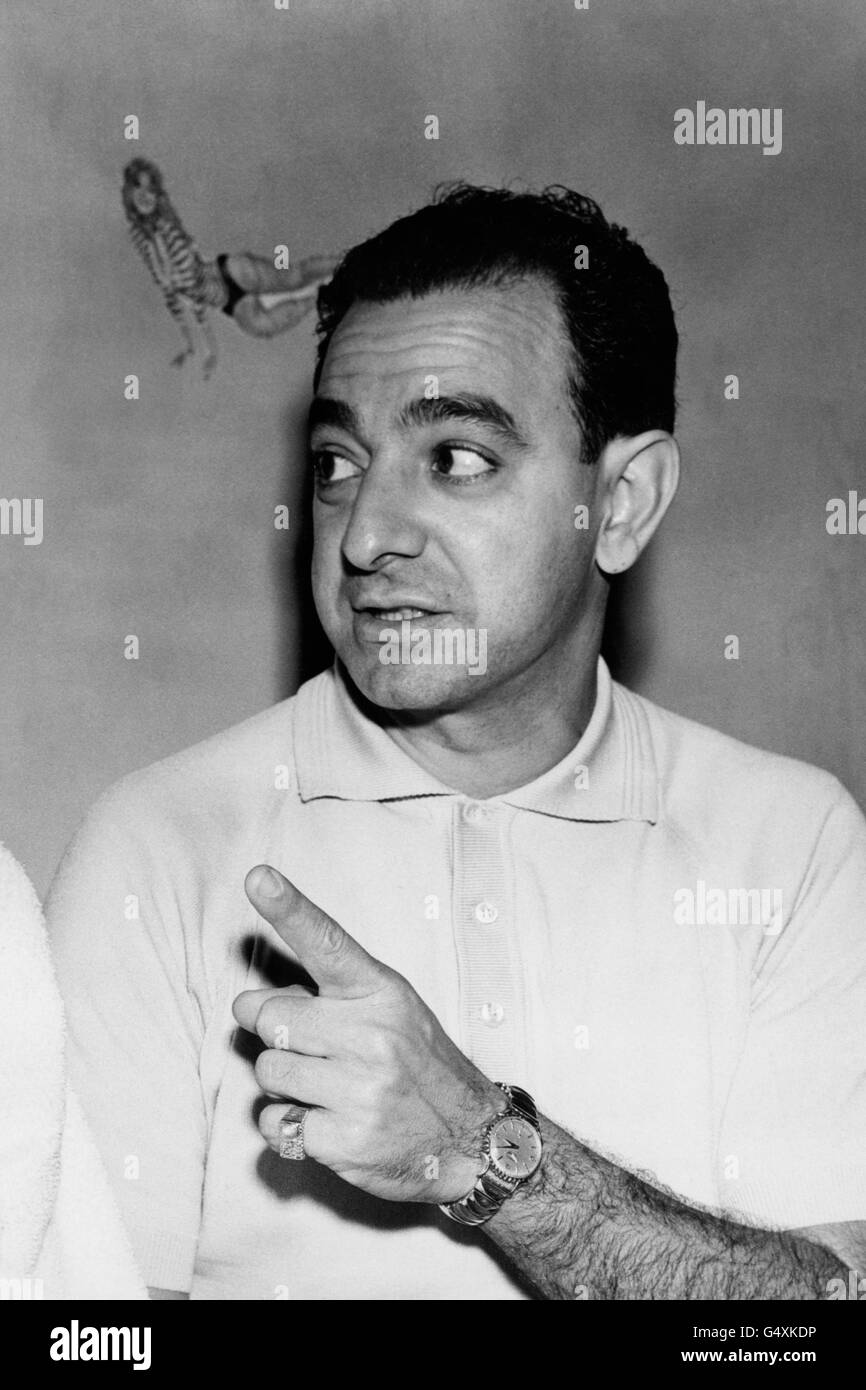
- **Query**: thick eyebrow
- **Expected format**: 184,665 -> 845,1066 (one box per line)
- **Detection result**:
307,392 -> 530,451
398,393 -> 529,450
307,397 -> 362,440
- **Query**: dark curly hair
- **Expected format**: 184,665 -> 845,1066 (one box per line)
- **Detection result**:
314,183 -> 678,466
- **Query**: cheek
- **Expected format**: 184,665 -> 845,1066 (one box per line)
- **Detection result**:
469,506 -> 592,620
311,520 -> 342,610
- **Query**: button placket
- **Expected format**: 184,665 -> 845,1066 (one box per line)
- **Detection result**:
451,802 -> 524,1078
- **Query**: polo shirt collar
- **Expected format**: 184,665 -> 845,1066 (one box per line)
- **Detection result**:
294,656 -> 658,823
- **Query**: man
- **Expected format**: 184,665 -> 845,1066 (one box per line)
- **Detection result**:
47,185 -> 866,1299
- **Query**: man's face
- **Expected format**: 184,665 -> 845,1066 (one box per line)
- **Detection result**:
309,277 -> 604,714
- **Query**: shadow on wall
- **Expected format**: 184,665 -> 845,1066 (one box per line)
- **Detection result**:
270,395 -> 658,702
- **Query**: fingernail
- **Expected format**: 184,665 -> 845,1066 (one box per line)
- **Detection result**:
254,866 -> 283,898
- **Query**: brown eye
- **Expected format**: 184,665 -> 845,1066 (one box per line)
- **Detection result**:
433,445 -> 497,480
311,451 -> 360,485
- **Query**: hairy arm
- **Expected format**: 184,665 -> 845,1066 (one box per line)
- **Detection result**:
236,864 -> 864,1301
483,1115 -> 848,1301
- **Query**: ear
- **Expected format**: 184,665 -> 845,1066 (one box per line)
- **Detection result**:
594,431 -> 680,576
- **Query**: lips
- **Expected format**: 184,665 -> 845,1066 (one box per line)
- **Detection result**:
349,599 -> 447,642
350,597 -> 442,619
364,607 -> 431,621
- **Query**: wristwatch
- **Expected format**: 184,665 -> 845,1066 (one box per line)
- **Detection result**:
440,1083 -> 543,1227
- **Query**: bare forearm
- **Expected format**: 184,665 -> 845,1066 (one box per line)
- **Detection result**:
483,1116 -> 847,1300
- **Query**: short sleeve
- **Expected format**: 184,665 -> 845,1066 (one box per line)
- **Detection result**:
718,780 -> 866,1228
45,786 -> 207,1291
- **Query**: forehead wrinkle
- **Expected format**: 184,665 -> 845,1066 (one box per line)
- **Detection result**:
316,282 -> 576,446
325,319 -> 541,363
323,287 -> 564,368
321,333 -> 492,368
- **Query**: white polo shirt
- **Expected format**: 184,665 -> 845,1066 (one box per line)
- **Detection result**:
46,658 -> 866,1299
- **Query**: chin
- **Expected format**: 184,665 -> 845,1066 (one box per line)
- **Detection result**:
339,646 -> 489,714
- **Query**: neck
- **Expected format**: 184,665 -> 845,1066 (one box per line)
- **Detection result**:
359,641 -> 602,800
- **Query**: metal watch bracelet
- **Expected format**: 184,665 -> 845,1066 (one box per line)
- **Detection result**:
440,1084 -> 540,1228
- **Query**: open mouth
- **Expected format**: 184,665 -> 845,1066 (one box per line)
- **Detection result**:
363,607 -> 434,622
350,604 -> 447,639
351,598 -> 443,619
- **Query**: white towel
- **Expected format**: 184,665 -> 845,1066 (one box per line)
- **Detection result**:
0,841 -> 147,1299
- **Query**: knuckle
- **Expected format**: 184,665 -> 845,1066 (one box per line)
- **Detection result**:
318,916 -> 346,957
341,1116 -> 371,1156
367,1028 -> 397,1069
355,1073 -> 382,1114
387,975 -> 415,1010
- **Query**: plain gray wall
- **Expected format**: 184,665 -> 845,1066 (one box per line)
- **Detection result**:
2,0 -> 864,896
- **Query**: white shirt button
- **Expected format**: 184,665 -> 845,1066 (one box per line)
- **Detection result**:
462,802 -> 485,824
474,901 -> 499,924
480,1002 -> 505,1027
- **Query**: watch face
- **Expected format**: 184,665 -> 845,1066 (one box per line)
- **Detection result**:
489,1115 -> 543,1182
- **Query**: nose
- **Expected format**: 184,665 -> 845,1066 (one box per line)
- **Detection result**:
340,459 -> 427,571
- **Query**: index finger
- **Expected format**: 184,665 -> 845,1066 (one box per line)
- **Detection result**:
244,865 -> 388,997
